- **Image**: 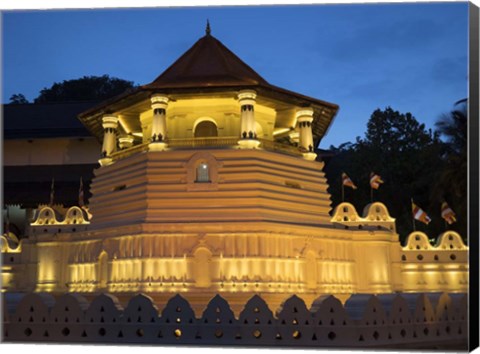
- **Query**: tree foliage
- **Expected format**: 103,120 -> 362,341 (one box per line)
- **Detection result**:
9,93 -> 29,104
324,107 -> 446,243
429,101 -> 467,240
34,75 -> 135,103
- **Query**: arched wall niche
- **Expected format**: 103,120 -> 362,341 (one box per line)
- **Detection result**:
404,232 -> 432,250
98,251 -> 109,290
331,202 -> 359,222
193,247 -> 213,288
1,233 -> 20,252
185,152 -> 223,191
363,202 -> 394,221
64,206 -> 89,225
193,117 -> 218,138
435,231 -> 466,250
31,206 -> 61,225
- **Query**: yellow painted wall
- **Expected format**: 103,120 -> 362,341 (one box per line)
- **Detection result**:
137,97 -> 277,142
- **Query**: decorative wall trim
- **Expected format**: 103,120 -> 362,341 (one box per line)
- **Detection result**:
2,292 -> 467,349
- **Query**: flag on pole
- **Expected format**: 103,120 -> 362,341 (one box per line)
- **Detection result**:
342,172 -> 357,189
370,172 -> 384,190
4,208 -> 10,235
441,201 -> 457,225
412,201 -> 431,225
79,177 -> 85,207
49,178 -> 55,206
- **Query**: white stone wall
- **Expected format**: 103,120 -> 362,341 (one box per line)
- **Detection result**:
2,292 -> 468,349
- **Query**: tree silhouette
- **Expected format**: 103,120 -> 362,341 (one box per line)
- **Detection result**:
34,75 -> 135,103
9,93 -> 29,104
430,100 -> 467,241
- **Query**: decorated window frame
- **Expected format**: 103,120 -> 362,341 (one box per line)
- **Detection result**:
185,152 -> 222,191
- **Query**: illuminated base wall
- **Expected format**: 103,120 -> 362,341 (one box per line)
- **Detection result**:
0,149 -> 469,307
2,223 -> 468,312
3,221 -> 402,311
399,231 -> 468,293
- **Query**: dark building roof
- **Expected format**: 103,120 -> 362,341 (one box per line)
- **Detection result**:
3,101 -> 100,139
144,33 -> 268,89
3,164 -> 96,208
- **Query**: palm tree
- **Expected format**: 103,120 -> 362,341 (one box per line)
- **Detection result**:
431,100 -> 467,241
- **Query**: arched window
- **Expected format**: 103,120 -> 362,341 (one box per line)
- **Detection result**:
186,152 -> 222,191
196,163 -> 210,182
194,121 -> 218,137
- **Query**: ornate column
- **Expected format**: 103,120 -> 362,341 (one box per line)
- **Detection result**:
99,115 -> 118,166
296,108 -> 317,161
149,94 -> 169,151
237,90 -> 260,149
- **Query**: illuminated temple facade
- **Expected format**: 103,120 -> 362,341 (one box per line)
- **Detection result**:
1,29 -> 468,310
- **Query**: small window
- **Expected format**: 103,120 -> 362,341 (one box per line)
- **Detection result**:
196,163 -> 210,182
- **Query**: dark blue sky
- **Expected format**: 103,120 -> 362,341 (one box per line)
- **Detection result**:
2,3 -> 469,147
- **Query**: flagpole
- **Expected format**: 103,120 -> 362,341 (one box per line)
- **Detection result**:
50,178 -> 55,206
342,182 -> 345,202
411,198 -> 416,232
5,208 -> 10,235
79,176 -> 84,208
370,187 -> 373,203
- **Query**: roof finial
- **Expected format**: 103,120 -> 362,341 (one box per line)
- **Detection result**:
206,19 -> 211,36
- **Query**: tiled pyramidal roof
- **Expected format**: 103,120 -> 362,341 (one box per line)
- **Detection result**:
144,32 -> 268,89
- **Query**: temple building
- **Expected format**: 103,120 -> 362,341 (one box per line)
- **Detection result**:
1,27 -> 468,312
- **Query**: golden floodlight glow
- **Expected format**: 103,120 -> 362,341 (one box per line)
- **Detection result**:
1,29 -> 469,304
273,127 -> 291,136
118,116 -> 131,134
